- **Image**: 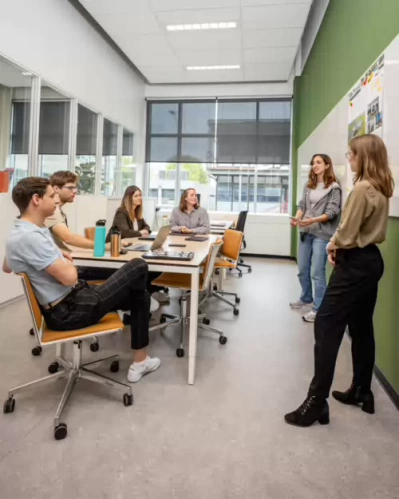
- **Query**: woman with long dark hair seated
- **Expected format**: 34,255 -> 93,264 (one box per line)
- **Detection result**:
108,185 -> 168,306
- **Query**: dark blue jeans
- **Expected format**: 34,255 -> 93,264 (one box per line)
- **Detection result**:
298,234 -> 328,311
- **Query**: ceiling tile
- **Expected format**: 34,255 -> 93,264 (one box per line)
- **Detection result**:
244,46 -> 297,64
241,0 -> 311,6
81,0 -> 153,15
155,8 -> 240,25
167,30 -> 241,51
244,62 -> 290,81
176,48 -> 240,66
150,0 -> 240,11
141,65 -> 244,83
243,28 -> 303,48
92,12 -> 160,35
242,4 -> 310,29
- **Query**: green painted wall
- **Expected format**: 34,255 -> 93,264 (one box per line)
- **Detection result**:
292,0 -> 399,393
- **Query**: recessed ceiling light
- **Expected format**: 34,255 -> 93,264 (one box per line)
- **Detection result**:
167,21 -> 237,32
187,65 -> 240,71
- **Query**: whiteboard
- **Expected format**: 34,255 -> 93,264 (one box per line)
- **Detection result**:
106,197 -> 157,231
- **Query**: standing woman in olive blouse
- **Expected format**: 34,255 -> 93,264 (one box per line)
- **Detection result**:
285,134 -> 394,428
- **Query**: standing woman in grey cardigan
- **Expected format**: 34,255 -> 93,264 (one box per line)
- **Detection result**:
290,154 -> 341,323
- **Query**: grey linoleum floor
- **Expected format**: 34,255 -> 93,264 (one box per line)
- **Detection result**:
0,258 -> 398,499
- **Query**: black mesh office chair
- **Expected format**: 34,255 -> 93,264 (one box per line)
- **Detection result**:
233,210 -> 252,275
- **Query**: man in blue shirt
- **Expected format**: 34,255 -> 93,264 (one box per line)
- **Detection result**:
3,177 -> 160,383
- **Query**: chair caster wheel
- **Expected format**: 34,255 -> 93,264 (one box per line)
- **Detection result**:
233,308 -> 239,316
176,348 -> 185,358
32,346 -> 42,356
213,284 -> 218,291
215,269 -> 220,275
48,362 -> 59,374
54,423 -> 67,440
238,274 -> 243,278
202,318 -> 210,325
160,315 -> 167,324
29,328 -> 34,336
90,343 -> 99,353
110,360 -> 119,373
219,336 -> 228,345
123,393 -> 133,406
248,268 -> 252,273
3,397 -> 15,414
235,297 -> 241,304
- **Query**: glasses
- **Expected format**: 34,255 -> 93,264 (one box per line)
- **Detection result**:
62,186 -> 78,192
345,152 -> 354,159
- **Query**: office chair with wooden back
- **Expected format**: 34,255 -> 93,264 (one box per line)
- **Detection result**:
199,229 -> 243,316
151,241 -> 227,358
233,210 -> 252,275
3,274 -> 133,440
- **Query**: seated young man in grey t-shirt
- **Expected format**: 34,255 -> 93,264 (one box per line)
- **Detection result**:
3,177 -> 160,383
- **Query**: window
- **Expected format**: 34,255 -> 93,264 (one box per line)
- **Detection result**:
101,119 -> 118,196
39,84 -> 70,177
148,163 -> 177,205
146,99 -> 291,213
120,129 -> 135,194
75,104 -> 97,195
4,55 -> 32,184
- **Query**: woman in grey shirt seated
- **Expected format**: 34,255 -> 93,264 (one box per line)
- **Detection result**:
170,188 -> 210,235
290,154 -> 341,323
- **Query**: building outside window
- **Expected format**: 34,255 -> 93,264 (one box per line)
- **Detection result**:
145,99 -> 291,213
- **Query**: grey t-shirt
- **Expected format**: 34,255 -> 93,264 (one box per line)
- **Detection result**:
6,219 -> 72,305
304,183 -> 329,219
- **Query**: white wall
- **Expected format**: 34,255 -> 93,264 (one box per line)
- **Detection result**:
0,0 -> 145,136
145,80 -> 293,99
297,94 -> 349,203
0,193 -> 22,304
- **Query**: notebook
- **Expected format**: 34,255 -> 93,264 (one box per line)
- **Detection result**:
142,251 -> 194,261
185,236 -> 209,242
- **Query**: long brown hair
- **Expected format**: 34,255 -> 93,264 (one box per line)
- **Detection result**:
179,188 -> 199,212
307,154 -> 337,189
350,134 -> 394,198
121,185 -> 143,221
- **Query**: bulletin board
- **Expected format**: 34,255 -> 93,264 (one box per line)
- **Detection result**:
348,54 -> 384,142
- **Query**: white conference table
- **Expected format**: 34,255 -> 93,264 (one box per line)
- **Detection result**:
210,220 -> 234,234
71,234 -> 219,385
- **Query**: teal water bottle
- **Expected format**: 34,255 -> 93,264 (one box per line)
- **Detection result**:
94,219 -> 106,257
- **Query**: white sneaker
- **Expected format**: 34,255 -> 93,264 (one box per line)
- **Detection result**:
127,356 -> 161,383
302,310 -> 317,323
289,300 -> 313,310
152,291 -> 170,304
150,296 -> 160,313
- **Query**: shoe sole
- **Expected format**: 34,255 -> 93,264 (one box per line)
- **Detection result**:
302,317 -> 315,323
127,361 -> 161,383
284,416 -> 330,427
332,394 -> 375,414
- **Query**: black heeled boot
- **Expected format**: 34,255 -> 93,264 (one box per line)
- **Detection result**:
332,383 -> 375,414
284,396 -> 330,427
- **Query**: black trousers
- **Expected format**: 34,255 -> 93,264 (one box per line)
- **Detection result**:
43,259 -> 150,350
308,245 -> 384,399
77,267 -> 163,294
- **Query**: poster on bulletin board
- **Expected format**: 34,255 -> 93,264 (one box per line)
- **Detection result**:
347,54 -> 385,194
348,54 -> 384,141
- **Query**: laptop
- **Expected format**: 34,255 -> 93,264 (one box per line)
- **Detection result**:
127,225 -> 172,252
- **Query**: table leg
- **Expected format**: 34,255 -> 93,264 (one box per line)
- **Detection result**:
188,267 -> 200,385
